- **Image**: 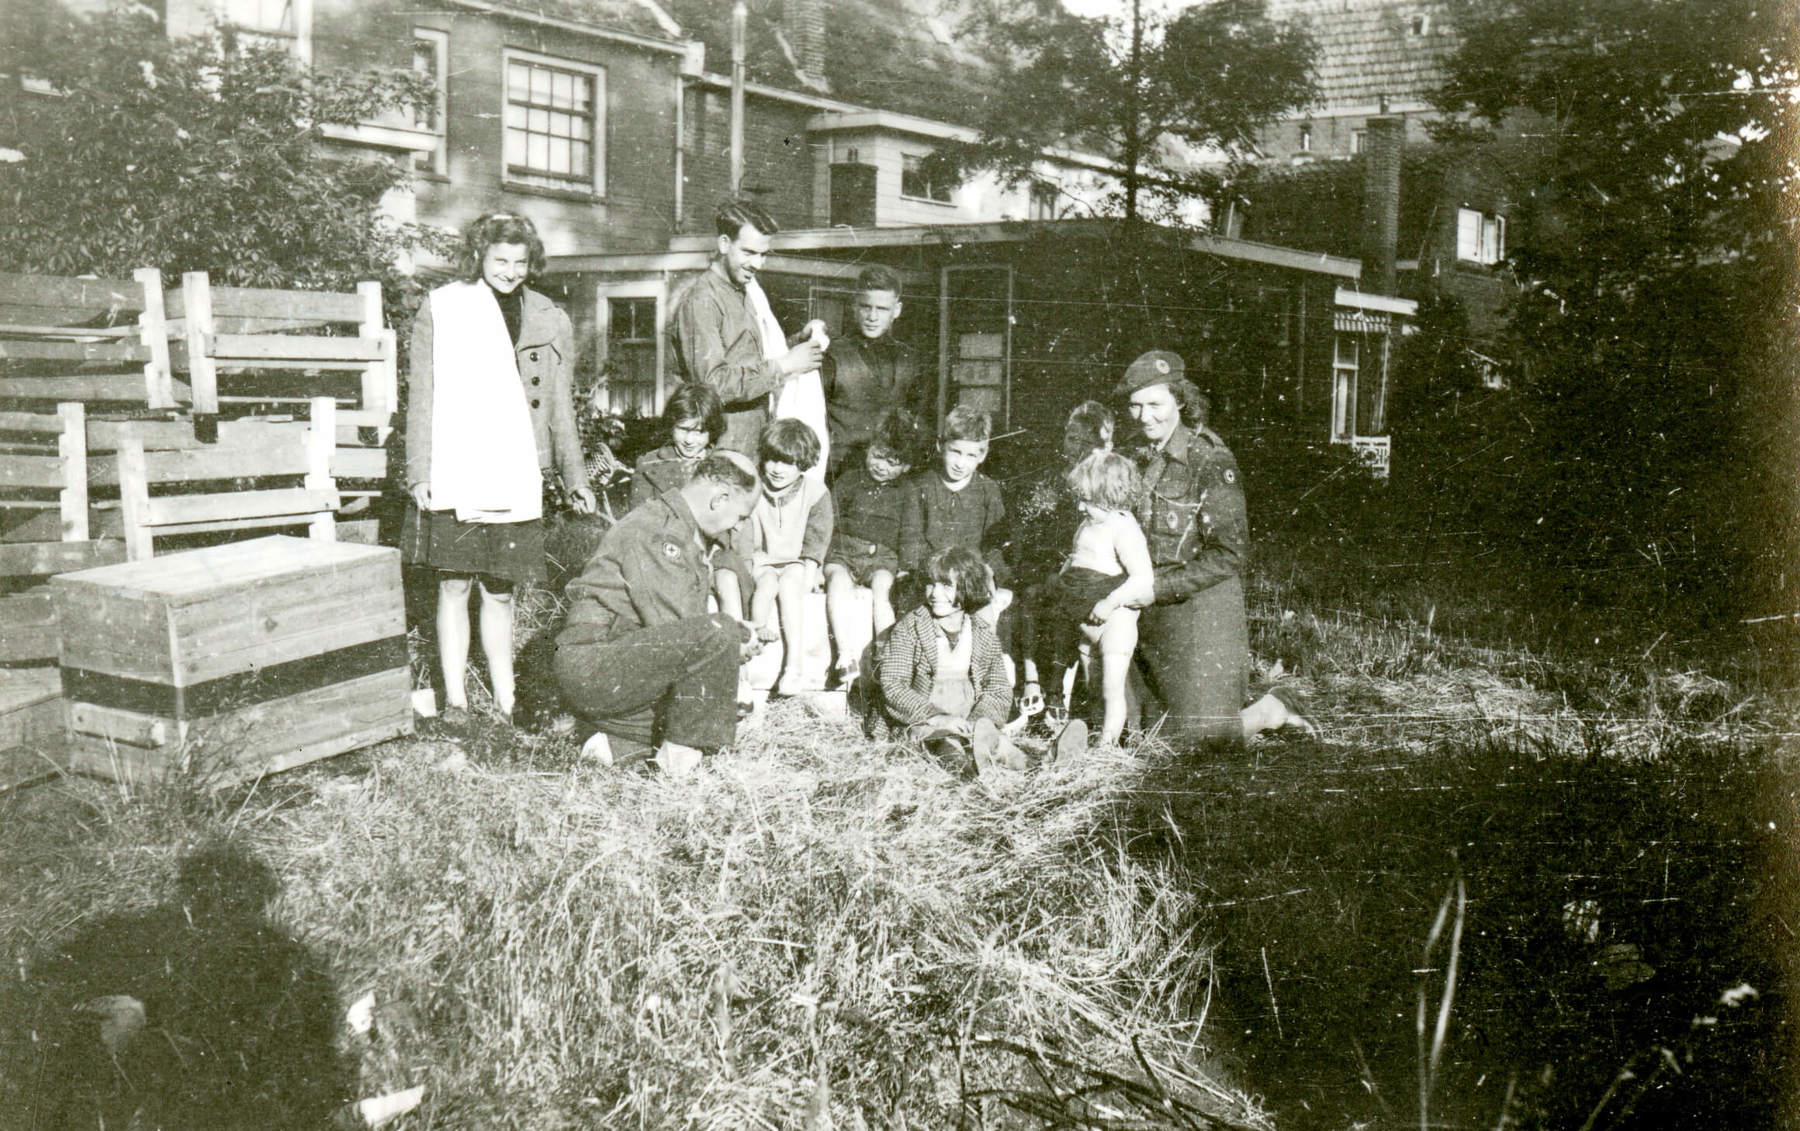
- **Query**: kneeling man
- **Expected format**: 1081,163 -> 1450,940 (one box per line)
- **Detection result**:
555,451 -> 761,776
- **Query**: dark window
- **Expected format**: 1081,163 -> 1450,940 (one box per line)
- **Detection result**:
605,297 -> 658,417
901,153 -> 954,203
505,55 -> 602,192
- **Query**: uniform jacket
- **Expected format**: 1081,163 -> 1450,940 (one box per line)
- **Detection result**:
820,334 -> 929,453
406,285 -> 590,496
1132,423 -> 1248,604
629,443 -> 702,512
667,267 -> 788,454
560,489 -> 719,646
877,607 -> 1013,729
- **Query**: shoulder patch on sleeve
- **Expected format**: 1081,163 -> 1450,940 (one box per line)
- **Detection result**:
663,541 -> 683,561
1224,468 -> 1237,485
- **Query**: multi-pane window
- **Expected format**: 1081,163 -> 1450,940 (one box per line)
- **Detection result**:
605,297 -> 659,417
901,153 -> 953,203
1456,207 -> 1506,265
504,52 -> 604,194
412,29 -> 448,176
1027,179 -> 1059,221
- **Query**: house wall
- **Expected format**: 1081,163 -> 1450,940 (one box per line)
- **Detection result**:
681,88 -> 820,234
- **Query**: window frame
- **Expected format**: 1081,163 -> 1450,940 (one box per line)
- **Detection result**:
412,28 -> 449,177
1331,334 -> 1359,443
502,47 -> 606,197
1456,206 -> 1507,265
901,152 -> 955,205
596,283 -> 666,417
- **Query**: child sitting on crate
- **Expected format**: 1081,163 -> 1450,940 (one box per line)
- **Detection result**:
822,408 -> 927,688
629,384 -> 726,512
1032,449 -> 1155,750
898,404 -> 1011,629
742,418 -> 833,696
876,546 -> 1024,777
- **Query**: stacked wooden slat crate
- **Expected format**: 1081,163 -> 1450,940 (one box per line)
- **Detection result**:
0,268 -> 410,783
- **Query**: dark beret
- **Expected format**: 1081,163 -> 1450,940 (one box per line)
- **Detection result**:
1113,349 -> 1185,396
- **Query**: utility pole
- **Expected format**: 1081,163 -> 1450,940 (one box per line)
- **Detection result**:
730,0 -> 746,196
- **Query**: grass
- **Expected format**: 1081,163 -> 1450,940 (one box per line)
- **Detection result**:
0,548 -> 1793,1129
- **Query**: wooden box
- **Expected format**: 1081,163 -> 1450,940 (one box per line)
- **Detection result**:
50,536 -> 412,784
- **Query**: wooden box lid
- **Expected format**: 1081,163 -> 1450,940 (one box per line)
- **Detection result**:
49,536 -> 398,604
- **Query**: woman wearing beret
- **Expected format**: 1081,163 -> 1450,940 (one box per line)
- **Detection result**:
1116,349 -> 1308,745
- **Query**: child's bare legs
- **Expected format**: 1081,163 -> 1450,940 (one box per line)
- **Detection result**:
869,569 -> 897,635
773,561 -> 810,694
1093,607 -> 1138,746
823,562 -> 857,676
750,568 -> 781,643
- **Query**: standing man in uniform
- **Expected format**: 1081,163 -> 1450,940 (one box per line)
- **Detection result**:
819,264 -> 931,478
669,199 -> 826,454
553,451 -> 763,777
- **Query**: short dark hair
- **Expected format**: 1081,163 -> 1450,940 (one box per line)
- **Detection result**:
1063,400 -> 1114,461
456,213 -> 547,283
692,451 -> 757,492
856,263 -> 902,296
1166,378 -> 1209,425
870,407 -> 928,468
925,545 -> 994,611
759,417 -> 821,471
715,198 -> 779,241
662,384 -> 726,446
940,403 -> 992,445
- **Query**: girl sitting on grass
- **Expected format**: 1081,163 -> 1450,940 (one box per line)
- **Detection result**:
877,545 -> 1023,775
1034,449 -> 1155,750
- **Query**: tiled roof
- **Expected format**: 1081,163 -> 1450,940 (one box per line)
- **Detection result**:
486,0 -> 681,42
1266,0 -> 1459,111
665,0 -> 988,125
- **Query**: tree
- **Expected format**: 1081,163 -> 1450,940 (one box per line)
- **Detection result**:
948,0 -> 1314,224
1429,0 -> 1800,623
0,2 -> 438,291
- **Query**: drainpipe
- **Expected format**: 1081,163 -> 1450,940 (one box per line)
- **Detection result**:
730,0 -> 746,196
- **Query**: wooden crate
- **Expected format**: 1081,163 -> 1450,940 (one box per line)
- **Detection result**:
50,536 -> 411,784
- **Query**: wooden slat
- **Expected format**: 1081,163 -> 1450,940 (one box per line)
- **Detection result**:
57,403 -> 87,541
0,274 -> 145,314
181,272 -> 218,415
135,266 -> 176,410
0,411 -> 62,435
206,333 -> 387,361
69,702 -> 170,748
0,322 -> 136,338
0,540 -> 126,576
142,443 -> 311,483
2,509 -> 120,543
0,454 -> 67,489
0,590 -> 57,662
142,486 -> 337,527
0,375 -> 189,402
0,338 -> 150,362
199,285 -> 366,324
331,446 -> 387,479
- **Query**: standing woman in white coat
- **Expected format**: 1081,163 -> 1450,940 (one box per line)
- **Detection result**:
403,213 -> 611,724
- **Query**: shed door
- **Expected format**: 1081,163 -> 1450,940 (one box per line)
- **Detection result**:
937,266 -> 1013,429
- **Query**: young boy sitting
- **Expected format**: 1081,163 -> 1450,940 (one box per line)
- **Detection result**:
823,408 -> 927,688
745,418 -> 833,696
898,404 -> 1011,628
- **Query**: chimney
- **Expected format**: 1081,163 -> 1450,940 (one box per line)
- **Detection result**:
1361,111 -> 1403,296
782,0 -> 828,91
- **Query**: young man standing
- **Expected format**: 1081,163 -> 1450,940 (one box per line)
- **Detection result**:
820,264 -> 930,477
669,199 -> 825,454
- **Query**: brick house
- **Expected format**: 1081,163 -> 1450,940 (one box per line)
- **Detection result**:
1252,0 -> 1515,374
45,0 -> 1410,463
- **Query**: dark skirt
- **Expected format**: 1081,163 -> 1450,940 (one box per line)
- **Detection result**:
1131,575 -> 1247,746
1020,566 -> 1124,677
401,506 -> 545,586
